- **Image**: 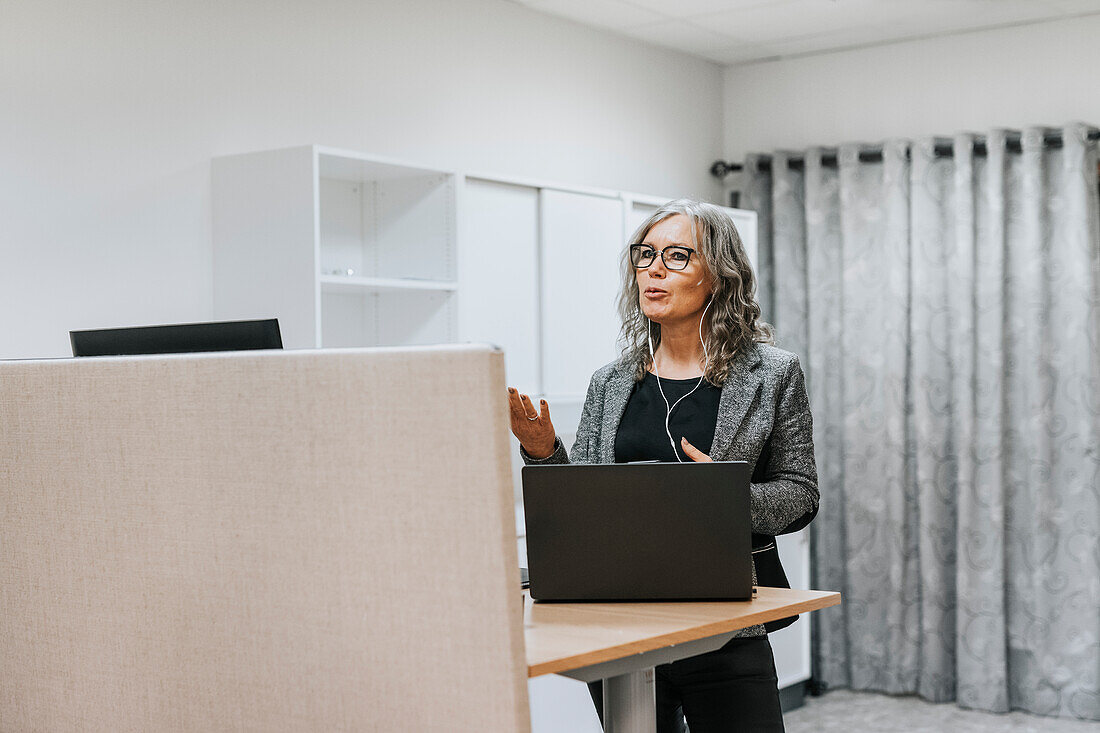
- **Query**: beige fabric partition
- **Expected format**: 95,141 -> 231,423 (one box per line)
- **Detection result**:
0,346 -> 529,732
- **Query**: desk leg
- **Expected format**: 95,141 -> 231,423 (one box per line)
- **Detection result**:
603,667 -> 656,733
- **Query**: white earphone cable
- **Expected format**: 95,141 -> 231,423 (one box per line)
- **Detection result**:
648,295 -> 713,462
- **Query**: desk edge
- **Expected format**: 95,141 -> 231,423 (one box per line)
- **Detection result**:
527,591 -> 841,678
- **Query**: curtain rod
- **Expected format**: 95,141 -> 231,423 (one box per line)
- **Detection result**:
709,128 -> 1100,178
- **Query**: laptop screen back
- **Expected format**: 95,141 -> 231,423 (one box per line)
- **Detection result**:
522,462 -> 751,601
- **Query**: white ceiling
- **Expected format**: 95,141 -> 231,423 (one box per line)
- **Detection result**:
509,0 -> 1100,65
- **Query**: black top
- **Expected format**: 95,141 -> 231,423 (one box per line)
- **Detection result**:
614,372 -> 722,463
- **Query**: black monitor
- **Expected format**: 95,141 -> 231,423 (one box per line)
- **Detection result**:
70,319 -> 282,357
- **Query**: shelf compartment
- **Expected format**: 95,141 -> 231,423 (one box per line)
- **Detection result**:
320,289 -> 455,349
319,171 -> 455,283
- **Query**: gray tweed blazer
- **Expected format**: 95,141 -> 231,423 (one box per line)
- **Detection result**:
522,342 -> 819,634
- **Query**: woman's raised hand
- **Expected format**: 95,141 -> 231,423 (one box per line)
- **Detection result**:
507,388 -> 556,459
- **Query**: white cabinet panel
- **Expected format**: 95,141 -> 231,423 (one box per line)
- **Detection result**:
529,676 -> 602,733
729,208 -> 758,272
540,190 -> 623,399
212,146 -> 319,349
625,199 -> 659,241
458,179 -> 540,391
771,528 -> 812,688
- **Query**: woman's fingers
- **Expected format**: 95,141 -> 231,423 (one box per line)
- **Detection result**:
681,437 -> 712,462
508,389 -> 535,419
507,388 -> 526,418
506,387 -> 542,422
520,393 -> 540,420
539,398 -> 551,423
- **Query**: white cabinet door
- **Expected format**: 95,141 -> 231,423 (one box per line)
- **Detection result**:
458,178 -> 541,392
729,208 -> 758,273
625,199 -> 656,241
771,528 -> 812,688
540,190 -> 623,401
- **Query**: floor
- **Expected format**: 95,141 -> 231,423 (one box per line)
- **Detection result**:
785,690 -> 1098,732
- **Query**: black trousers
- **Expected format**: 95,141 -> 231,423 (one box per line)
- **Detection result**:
588,636 -> 785,733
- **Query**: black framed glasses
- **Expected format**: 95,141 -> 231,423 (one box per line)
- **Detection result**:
629,244 -> 695,271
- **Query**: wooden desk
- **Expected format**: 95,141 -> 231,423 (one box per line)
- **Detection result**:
525,587 -> 840,733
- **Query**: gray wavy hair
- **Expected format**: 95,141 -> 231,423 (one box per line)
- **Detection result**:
617,198 -> 773,385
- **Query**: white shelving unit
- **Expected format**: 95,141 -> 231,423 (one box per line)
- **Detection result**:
212,145 -> 457,349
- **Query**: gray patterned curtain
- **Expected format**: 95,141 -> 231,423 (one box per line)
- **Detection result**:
744,123 -> 1100,721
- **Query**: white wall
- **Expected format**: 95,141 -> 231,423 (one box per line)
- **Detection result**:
722,16 -> 1100,160
0,0 -> 722,359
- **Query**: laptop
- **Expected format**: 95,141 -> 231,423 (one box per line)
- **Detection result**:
522,462 -> 752,602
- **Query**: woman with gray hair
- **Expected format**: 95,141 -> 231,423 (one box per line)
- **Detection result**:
508,198 -> 817,732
